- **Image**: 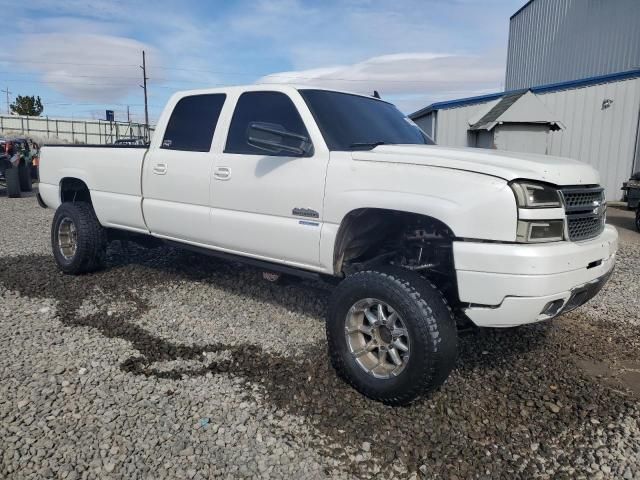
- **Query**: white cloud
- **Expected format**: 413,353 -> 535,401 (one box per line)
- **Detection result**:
0,0 -> 517,118
257,52 -> 504,111
15,33 -> 155,101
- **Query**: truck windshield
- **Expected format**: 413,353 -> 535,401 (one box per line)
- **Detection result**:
299,89 -> 434,151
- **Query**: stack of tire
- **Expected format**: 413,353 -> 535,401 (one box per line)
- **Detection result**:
0,141 -> 32,198
1,162 -> 31,198
4,167 -> 21,198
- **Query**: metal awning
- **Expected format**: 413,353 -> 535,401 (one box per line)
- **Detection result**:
468,91 -> 565,131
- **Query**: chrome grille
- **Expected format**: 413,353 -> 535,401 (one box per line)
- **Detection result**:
567,213 -> 604,241
560,186 -> 605,241
562,188 -> 604,210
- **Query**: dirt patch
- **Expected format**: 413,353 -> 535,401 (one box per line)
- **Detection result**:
0,251 -> 638,478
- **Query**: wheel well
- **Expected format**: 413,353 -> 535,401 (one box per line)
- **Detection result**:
60,177 -> 92,204
333,208 -> 458,304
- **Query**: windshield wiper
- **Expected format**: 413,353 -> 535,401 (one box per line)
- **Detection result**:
349,141 -> 388,150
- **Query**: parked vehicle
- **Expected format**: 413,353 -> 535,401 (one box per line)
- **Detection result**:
622,171 -> 640,210
37,85 -> 618,405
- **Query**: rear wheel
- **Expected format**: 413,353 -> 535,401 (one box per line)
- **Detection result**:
51,202 -> 107,274
636,207 -> 640,232
326,266 -> 458,406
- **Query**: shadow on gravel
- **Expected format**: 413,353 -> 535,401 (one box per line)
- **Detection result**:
0,250 -> 637,479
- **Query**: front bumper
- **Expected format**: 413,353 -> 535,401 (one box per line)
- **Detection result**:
454,225 -> 618,327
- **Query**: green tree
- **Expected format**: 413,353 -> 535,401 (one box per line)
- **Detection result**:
10,95 -> 44,116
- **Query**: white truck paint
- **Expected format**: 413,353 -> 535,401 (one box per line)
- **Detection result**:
39,84 -> 618,328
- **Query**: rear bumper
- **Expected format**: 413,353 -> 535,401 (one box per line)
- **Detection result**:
454,225 -> 618,327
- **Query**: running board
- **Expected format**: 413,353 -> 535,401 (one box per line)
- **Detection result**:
162,240 -> 328,282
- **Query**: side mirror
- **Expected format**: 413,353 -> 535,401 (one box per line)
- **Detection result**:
246,122 -> 313,157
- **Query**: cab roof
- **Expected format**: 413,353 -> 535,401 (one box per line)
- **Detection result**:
171,83 -> 387,103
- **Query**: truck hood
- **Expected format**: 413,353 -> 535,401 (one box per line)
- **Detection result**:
351,144 -> 599,186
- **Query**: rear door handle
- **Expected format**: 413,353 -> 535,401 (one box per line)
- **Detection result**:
214,166 -> 231,180
152,163 -> 167,175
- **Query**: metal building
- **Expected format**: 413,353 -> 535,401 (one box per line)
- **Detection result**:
411,71 -> 640,200
410,0 -> 640,201
506,0 -> 640,90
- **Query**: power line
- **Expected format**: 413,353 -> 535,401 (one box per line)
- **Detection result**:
0,58 -> 261,75
0,78 -> 237,89
0,59 -> 140,67
0,58 -> 478,84
0,71 -> 214,82
0,75 -> 479,87
43,101 -> 165,107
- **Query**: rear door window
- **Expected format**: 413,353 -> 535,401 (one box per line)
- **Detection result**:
161,94 -> 226,152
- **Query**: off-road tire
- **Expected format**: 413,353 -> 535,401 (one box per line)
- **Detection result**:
326,266 -> 458,406
18,163 -> 32,192
5,167 -> 21,198
52,202 -> 107,274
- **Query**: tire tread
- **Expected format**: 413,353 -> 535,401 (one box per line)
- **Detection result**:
51,202 -> 106,275
327,266 -> 457,406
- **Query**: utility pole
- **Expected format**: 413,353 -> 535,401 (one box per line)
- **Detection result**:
1,86 -> 11,114
126,105 -> 132,137
139,50 -> 149,141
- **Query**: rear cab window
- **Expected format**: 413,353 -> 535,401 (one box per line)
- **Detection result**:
162,94 -> 226,152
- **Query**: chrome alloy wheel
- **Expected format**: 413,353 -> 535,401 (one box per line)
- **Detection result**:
344,298 -> 410,379
57,217 -> 78,260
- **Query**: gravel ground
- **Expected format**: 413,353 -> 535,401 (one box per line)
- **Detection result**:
1,191 -> 639,479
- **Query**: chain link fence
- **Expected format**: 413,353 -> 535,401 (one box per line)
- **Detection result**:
0,114 -> 154,144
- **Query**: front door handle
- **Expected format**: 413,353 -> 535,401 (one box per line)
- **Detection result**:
152,163 -> 167,175
214,166 -> 231,180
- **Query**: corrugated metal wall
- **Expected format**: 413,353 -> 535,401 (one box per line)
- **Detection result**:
430,77 -> 640,200
506,0 -> 640,90
415,112 -> 435,140
0,114 -> 152,144
539,77 -> 640,200
430,100 -> 499,147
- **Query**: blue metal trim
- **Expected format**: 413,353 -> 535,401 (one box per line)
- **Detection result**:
510,0 -> 535,20
530,69 -> 640,94
410,91 -> 514,118
411,69 -> 640,119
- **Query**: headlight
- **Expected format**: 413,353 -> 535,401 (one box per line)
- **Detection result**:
516,220 -> 564,243
511,181 -> 562,208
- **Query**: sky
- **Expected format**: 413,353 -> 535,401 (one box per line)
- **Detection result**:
0,0 -> 524,124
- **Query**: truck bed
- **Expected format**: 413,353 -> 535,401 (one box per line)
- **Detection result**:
39,145 -> 149,233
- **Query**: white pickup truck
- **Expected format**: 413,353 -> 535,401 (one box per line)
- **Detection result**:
38,84 -> 618,405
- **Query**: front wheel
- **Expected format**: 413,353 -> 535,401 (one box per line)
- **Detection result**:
636,207 -> 640,232
51,202 -> 107,274
326,266 -> 458,406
